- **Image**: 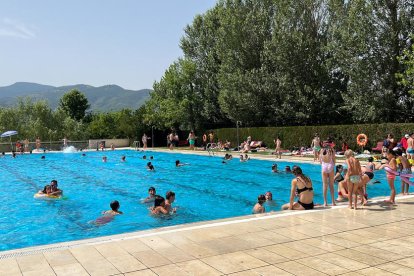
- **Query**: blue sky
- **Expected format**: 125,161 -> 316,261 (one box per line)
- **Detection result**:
0,0 -> 217,90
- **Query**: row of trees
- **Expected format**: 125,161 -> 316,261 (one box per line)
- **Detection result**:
0,90 -> 146,141
142,0 -> 414,130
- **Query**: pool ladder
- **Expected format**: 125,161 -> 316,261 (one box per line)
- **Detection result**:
133,141 -> 141,150
206,143 -> 218,156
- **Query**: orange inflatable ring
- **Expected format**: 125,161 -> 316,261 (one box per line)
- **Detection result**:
356,133 -> 368,146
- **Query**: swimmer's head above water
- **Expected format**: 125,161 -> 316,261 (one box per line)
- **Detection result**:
265,191 -> 273,201
110,200 -> 120,211
257,194 -> 266,205
148,186 -> 156,196
154,195 -> 165,207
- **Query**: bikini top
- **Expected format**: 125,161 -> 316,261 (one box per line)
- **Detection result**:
296,177 -> 313,195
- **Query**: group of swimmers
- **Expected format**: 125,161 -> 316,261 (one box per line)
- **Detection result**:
142,187 -> 176,214
271,164 -> 292,173
253,191 -> 273,213
96,187 -> 177,225
36,180 -> 63,198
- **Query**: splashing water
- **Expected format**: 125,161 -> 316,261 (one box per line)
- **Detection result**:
62,146 -> 77,153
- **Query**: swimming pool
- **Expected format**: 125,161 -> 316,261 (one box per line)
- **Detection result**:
0,150 -> 389,251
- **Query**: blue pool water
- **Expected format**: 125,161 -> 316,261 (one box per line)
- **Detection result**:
0,150 -> 389,251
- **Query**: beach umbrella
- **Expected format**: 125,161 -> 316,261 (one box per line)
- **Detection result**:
0,130 -> 18,152
0,130 -> 18,138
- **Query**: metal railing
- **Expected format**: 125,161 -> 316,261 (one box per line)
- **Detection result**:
206,143 -> 218,156
133,141 -> 141,150
0,140 -> 89,153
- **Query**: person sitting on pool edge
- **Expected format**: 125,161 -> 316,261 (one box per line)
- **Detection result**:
151,195 -> 169,215
165,191 -> 176,213
147,162 -> 155,171
49,180 -> 63,196
143,187 -> 156,203
282,166 -> 314,210
253,195 -> 266,214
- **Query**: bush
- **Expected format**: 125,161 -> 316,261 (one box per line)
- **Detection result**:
215,123 -> 414,151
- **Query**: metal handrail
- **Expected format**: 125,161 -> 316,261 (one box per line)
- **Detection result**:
206,143 -> 218,156
133,141 -> 141,150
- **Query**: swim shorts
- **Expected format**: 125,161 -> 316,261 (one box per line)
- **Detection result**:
349,175 -> 361,184
407,148 -> 414,154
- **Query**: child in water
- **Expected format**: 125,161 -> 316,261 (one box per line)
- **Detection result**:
143,187 -> 156,203
94,200 -> 123,225
147,162 -> 155,171
253,195 -> 266,214
151,196 -> 169,215
103,200 -> 123,216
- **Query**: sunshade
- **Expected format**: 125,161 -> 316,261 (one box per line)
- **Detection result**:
0,130 -> 18,138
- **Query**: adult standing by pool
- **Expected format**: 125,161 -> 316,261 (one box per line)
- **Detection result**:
407,133 -> 414,160
273,136 -> 282,159
209,131 -> 214,144
320,142 -> 336,207
311,133 -> 321,162
24,138 -> 29,152
167,132 -> 174,150
35,137 -> 41,151
202,133 -> 207,149
282,166 -> 314,210
188,130 -> 196,150
142,133 -> 148,149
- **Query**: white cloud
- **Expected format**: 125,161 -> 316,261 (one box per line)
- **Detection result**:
0,18 -> 36,39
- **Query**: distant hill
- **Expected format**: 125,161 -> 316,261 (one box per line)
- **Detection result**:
0,82 -> 151,111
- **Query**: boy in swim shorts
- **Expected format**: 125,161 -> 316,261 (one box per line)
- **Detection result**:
344,150 -> 364,209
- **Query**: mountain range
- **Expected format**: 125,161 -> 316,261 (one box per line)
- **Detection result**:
0,82 -> 151,111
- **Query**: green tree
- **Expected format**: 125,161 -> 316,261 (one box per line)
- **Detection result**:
59,89 -> 90,121
397,36 -> 414,95
143,58 -> 202,130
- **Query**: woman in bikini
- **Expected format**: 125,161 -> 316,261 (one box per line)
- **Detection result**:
320,144 -> 336,206
282,166 -> 314,210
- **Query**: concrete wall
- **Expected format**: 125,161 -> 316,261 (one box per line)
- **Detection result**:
88,139 -> 130,149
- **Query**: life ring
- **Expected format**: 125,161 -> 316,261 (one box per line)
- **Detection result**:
356,134 -> 368,146
34,193 -> 61,199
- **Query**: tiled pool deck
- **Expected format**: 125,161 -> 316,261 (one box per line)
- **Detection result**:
1,195 -> 414,276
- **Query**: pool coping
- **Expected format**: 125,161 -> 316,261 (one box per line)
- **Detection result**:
2,193 -> 413,260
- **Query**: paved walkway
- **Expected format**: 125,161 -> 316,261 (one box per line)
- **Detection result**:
1,196 -> 414,276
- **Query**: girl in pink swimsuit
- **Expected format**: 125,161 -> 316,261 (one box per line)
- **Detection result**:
379,150 -> 397,204
320,145 -> 336,207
